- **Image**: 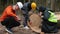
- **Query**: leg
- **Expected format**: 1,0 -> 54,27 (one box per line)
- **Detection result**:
23,14 -> 29,29
7,16 -> 20,28
1,16 -> 20,33
23,14 -> 29,27
1,17 -> 14,34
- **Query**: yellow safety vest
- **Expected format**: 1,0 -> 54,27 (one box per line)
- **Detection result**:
48,11 -> 58,23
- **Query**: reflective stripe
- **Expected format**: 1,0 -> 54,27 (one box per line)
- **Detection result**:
48,11 -> 58,23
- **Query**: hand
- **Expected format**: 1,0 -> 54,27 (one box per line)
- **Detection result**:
39,12 -> 42,16
16,16 -> 21,21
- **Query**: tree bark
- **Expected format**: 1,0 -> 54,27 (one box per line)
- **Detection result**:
51,0 -> 55,11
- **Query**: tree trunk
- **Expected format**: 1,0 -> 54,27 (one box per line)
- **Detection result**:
51,0 -> 55,11
46,0 -> 51,8
13,0 -> 15,4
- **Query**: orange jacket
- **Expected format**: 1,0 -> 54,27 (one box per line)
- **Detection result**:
0,5 -> 17,22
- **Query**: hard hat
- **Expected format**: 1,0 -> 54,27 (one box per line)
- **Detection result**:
38,6 -> 46,12
17,2 -> 23,9
31,2 -> 37,10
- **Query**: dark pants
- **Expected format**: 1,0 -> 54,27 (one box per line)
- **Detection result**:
23,14 -> 29,27
1,16 -> 20,29
41,20 -> 58,33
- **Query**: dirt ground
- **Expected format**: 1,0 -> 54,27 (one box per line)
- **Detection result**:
0,24 -> 60,34
0,23 -> 38,34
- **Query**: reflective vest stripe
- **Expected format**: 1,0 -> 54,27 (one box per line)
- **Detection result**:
48,11 -> 58,23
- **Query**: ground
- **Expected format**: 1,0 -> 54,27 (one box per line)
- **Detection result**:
0,24 -> 60,34
0,24 -> 38,34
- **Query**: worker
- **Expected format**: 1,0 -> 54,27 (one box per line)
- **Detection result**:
0,2 -> 23,34
21,1 -> 37,29
38,6 -> 58,34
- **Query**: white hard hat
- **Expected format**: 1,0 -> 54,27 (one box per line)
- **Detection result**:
17,2 -> 23,9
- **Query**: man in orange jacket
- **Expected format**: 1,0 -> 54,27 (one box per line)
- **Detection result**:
0,2 -> 23,34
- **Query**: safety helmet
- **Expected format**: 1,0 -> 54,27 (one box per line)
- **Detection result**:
31,2 -> 37,10
38,6 -> 46,12
17,2 -> 23,9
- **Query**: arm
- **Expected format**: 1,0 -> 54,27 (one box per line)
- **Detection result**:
7,9 -> 21,21
43,11 -> 50,20
7,9 -> 17,17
